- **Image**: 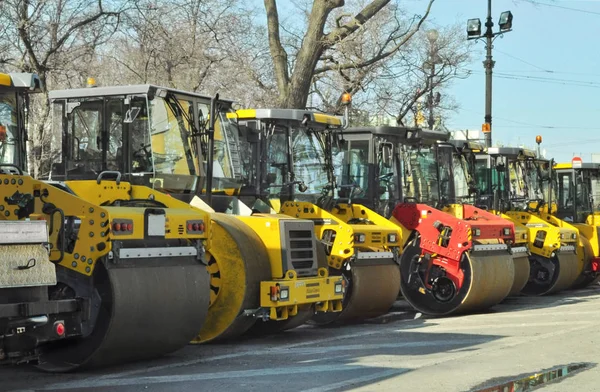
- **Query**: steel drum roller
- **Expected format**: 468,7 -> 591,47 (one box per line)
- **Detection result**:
336,264 -> 401,321
569,236 -> 598,290
309,262 -> 401,325
194,214 -> 271,343
522,252 -> 581,296
508,254 -> 530,296
37,258 -> 209,372
400,237 -> 514,316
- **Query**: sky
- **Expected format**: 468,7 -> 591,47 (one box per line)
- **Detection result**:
399,0 -> 600,163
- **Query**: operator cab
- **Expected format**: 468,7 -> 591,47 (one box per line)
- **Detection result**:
475,147 -> 549,213
231,109 -> 343,211
48,84 -> 239,205
0,73 -> 42,172
554,161 -> 600,223
340,126 -> 422,217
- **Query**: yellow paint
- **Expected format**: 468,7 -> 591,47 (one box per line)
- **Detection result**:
232,109 -> 257,120
504,211 -> 565,258
236,215 -> 287,278
0,73 -> 11,86
313,113 -> 342,125
280,201 -> 354,270
259,273 -> 344,319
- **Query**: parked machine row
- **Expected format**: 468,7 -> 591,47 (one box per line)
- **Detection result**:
1,74 -> 599,372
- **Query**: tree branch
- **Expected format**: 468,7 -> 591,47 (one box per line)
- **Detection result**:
315,0 -> 435,74
42,1 -> 120,67
264,0 -> 290,97
323,0 -> 391,47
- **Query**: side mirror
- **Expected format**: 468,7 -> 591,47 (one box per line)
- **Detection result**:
298,181 -> 308,193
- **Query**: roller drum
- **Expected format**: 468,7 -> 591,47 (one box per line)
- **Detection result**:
194,214 -> 272,343
400,238 -> 514,316
522,252 -> 581,296
336,264 -> 401,322
569,236 -> 598,290
508,254 -> 530,296
309,263 -> 401,325
38,258 -> 209,372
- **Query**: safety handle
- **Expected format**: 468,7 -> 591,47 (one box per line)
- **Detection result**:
0,164 -> 23,175
96,171 -> 122,185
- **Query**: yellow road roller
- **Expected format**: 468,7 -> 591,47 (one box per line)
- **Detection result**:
0,72 -> 99,366
48,84 -> 343,341
472,146 -> 581,295
552,158 -> 600,288
231,109 -> 402,323
6,173 -> 212,371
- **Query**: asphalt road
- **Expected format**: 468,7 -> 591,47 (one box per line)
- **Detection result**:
3,286 -> 600,392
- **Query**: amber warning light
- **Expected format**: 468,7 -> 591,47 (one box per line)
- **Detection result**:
341,92 -> 352,106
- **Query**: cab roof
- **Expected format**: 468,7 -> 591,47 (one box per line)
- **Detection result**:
554,162 -> 600,170
0,73 -> 43,92
343,126 -> 450,145
231,108 -> 343,127
49,84 -> 234,105
485,146 -> 538,159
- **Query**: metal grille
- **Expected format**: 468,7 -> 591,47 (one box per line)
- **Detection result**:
282,220 -> 318,275
178,225 -> 184,235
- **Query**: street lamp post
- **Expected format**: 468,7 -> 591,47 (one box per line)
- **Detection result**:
426,29 -> 439,129
467,0 -> 513,148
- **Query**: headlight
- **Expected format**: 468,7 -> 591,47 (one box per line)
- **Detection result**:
334,282 -> 343,294
572,233 -> 577,240
279,286 -> 289,301
503,228 -> 511,236
354,233 -> 366,243
560,233 -> 565,239
522,233 -> 528,240
388,233 -> 398,243
473,228 -> 481,237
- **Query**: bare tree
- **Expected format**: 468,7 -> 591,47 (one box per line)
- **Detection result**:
264,0 -> 435,109
0,0 -> 125,176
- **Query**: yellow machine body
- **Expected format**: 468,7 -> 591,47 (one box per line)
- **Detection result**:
503,211 -> 576,259
233,109 -> 403,323
0,173 -> 212,371
235,214 -> 344,315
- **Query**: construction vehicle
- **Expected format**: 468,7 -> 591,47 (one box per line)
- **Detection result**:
231,109 -> 402,323
552,158 -> 600,288
333,126 -> 518,315
0,72 -> 85,366
0,73 -> 211,371
442,140 -> 531,296
471,146 -> 582,295
231,108 -> 520,319
47,83 -> 344,341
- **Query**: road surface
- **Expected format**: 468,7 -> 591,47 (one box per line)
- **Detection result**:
3,286 -> 600,392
